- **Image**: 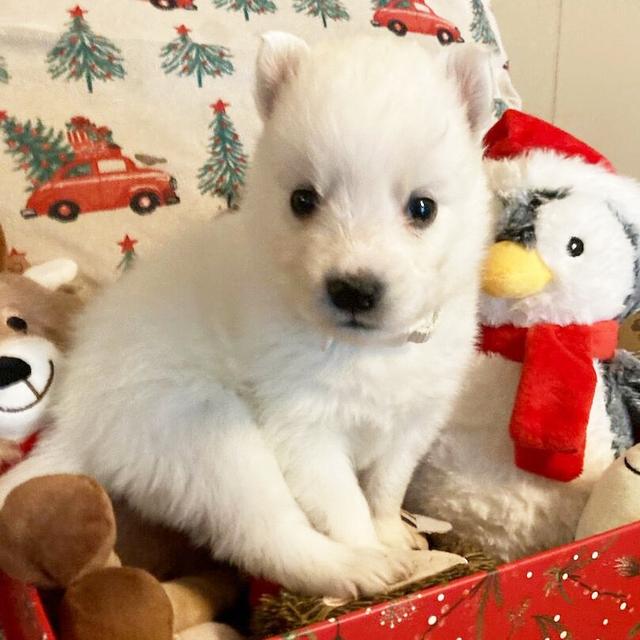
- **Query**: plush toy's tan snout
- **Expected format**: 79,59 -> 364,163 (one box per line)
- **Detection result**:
0,336 -> 59,426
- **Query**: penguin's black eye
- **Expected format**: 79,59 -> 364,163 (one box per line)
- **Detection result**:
567,237 -> 585,257
6,316 -> 28,333
407,196 -> 438,229
290,188 -> 319,219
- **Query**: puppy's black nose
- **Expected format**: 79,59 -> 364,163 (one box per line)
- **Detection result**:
0,356 -> 32,388
326,274 -> 384,314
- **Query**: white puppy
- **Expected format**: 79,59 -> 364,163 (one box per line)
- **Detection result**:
0,34 -> 491,597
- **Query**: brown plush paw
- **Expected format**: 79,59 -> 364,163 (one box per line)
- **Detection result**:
0,474 -> 115,588
59,567 -> 174,640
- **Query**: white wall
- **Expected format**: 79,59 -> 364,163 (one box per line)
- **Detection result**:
493,0 -> 640,179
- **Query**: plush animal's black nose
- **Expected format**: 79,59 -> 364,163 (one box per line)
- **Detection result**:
326,274 -> 384,314
0,356 -> 32,388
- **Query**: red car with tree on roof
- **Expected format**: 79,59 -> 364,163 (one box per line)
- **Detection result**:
146,0 -> 197,9
372,0 -> 464,44
20,121 -> 179,222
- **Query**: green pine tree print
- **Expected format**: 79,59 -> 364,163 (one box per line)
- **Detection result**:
371,0 -> 411,7
470,0 -> 498,50
198,100 -> 247,209
294,0 -> 349,28
212,0 -> 277,21
47,5 -> 125,93
0,112 -> 74,191
160,25 -> 233,88
0,55 -> 9,84
117,235 -> 138,273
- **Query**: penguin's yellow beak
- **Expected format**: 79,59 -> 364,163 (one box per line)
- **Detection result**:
482,241 -> 553,299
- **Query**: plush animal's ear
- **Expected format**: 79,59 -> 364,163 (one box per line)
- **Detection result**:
0,226 -> 7,273
446,45 -> 494,137
24,259 -> 78,290
255,31 -> 310,121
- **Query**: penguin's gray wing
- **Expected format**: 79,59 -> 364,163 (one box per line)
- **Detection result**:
601,349 -> 640,454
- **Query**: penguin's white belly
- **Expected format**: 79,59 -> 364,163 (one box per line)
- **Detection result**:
406,353 -> 616,561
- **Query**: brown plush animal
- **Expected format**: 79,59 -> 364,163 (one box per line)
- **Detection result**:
0,225 -> 244,640
0,225 -> 80,471
0,475 -> 243,640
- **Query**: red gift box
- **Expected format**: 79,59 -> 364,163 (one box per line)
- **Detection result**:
2,521 -> 640,640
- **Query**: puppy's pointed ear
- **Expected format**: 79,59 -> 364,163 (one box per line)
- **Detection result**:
446,45 -> 494,137
255,32 -> 310,121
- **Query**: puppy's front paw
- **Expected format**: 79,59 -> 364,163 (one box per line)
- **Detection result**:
336,546 -> 414,598
298,545 -> 414,600
374,517 -> 428,551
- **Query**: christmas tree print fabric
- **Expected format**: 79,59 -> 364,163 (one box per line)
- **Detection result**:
46,6 -> 126,94
0,56 -> 9,84
198,100 -> 248,207
0,0 -> 519,285
1,115 -> 74,191
294,0 -> 350,28
160,25 -> 234,88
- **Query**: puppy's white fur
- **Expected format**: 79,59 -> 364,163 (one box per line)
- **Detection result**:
0,35 -> 491,597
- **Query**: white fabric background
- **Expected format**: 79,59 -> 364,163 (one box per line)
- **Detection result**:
0,0 -> 519,284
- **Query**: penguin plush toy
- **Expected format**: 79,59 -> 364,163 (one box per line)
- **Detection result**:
407,110 -> 640,561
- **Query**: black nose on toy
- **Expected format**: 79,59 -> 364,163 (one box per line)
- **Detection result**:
326,274 -> 384,314
0,356 -> 32,388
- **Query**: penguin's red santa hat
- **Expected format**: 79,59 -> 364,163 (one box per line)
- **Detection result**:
484,108 -> 615,172
482,109 -> 640,230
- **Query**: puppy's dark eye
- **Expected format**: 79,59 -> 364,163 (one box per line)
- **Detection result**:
7,316 -> 28,333
567,237 -> 584,257
407,196 -> 437,228
290,188 -> 319,219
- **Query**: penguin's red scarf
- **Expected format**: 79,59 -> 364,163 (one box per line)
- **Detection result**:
480,321 -> 619,481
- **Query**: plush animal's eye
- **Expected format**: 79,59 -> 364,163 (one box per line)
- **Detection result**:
6,316 -> 28,333
567,237 -> 585,257
290,188 -> 319,219
407,196 -> 437,229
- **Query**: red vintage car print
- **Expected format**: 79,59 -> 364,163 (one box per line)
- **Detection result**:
147,0 -> 197,10
21,148 -> 180,222
371,0 -> 464,44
